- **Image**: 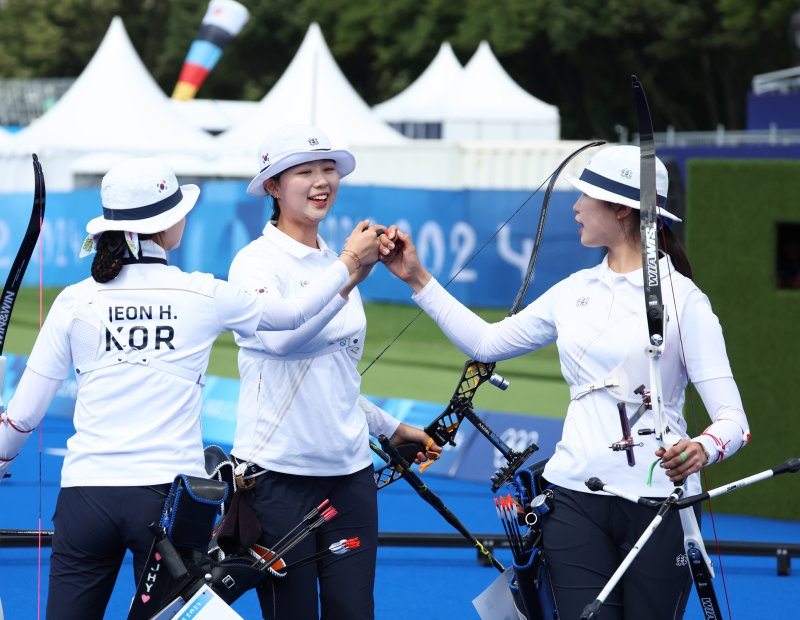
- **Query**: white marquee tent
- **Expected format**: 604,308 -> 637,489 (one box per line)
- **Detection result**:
215,22 -> 405,167
0,16 -> 216,192
170,99 -> 258,135
372,42 -> 464,137
373,41 -> 559,142
444,41 -> 560,141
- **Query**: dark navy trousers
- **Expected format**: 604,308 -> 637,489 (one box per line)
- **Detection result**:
541,485 -> 698,620
243,464 -> 378,620
47,484 -> 170,620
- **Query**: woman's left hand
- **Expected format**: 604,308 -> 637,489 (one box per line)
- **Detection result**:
656,439 -> 708,483
389,423 -> 443,464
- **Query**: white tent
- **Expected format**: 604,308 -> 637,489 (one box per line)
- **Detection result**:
372,42 -> 464,137
443,41 -> 560,141
170,99 -> 258,135
0,16 -> 215,192
216,22 -> 405,161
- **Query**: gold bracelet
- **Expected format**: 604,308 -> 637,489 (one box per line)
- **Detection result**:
340,248 -> 362,270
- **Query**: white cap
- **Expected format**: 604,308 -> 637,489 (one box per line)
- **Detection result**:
246,124 -> 355,197
86,157 -> 200,235
564,145 -> 680,222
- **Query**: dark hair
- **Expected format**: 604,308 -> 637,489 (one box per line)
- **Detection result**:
659,223 -> 693,280
626,210 -> 692,279
267,173 -> 281,222
270,195 -> 280,222
91,231 -> 127,283
91,230 -> 158,283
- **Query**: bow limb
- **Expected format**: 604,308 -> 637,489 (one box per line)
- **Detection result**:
373,142 -> 605,491
632,76 -> 724,615
509,140 -> 605,316
0,154 -> 46,477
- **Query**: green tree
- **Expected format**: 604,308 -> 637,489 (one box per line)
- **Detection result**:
0,0 -> 797,138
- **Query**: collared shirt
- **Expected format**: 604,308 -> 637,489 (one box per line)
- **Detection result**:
18,240 -> 350,487
228,222 -> 399,476
414,255 -> 748,497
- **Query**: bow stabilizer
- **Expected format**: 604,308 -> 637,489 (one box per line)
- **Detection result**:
374,435 -> 505,572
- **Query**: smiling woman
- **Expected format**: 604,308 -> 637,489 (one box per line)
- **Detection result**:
226,124 -> 441,620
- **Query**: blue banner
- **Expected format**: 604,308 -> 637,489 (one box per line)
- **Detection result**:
0,182 -> 602,308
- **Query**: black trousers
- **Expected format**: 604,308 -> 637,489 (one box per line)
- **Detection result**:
243,464 -> 378,620
47,484 -> 170,620
541,485 -> 698,620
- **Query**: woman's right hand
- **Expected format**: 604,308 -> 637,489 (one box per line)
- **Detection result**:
339,220 -> 382,274
382,229 -> 431,293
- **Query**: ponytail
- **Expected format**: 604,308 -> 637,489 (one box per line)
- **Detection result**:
91,231 -> 127,283
627,209 -> 693,280
91,231 -> 160,282
659,224 -> 693,280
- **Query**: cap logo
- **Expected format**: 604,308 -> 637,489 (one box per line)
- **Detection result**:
156,180 -> 168,193
262,153 -> 270,164
620,168 -> 633,180
308,137 -> 319,146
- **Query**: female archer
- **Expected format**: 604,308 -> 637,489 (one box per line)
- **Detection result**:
228,124 -> 440,620
0,156 -> 383,620
383,145 -> 750,619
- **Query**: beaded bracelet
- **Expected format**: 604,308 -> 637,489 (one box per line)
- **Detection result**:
340,248 -> 362,269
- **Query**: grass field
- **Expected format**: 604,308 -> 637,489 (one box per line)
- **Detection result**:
5,288 -> 569,418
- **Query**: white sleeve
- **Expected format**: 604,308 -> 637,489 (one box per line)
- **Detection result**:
692,376 -> 750,465
26,288 -> 75,381
252,294 -> 348,356
412,277 -> 558,362
679,290 -> 734,382
0,367 -> 62,480
255,260 -> 349,330
358,396 -> 401,439
218,260 -> 350,336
